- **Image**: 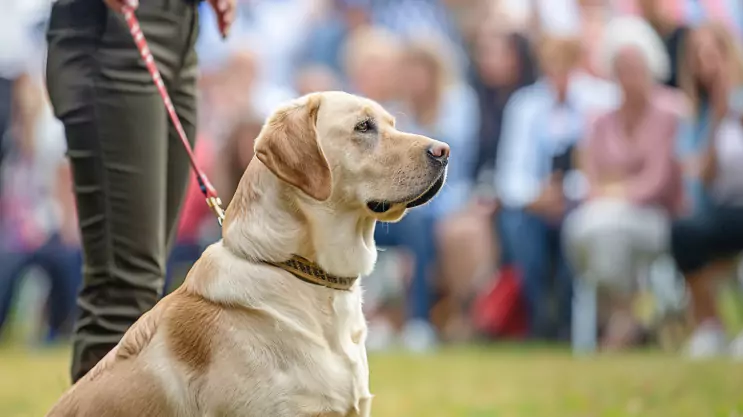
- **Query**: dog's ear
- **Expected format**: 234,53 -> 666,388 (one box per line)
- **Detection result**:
255,95 -> 332,201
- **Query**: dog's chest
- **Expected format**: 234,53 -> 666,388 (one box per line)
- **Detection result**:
319,292 -> 371,414
203,291 -> 371,416
269,293 -> 371,416
304,330 -> 370,416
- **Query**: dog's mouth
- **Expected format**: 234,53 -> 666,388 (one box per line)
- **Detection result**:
366,170 -> 446,214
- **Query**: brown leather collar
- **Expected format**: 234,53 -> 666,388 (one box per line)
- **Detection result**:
264,255 -> 358,291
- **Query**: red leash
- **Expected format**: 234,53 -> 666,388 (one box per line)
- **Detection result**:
123,7 -> 226,226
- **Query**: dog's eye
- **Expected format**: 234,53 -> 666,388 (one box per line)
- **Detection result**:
354,119 -> 374,133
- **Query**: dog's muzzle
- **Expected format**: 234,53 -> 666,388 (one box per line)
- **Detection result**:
366,167 -> 447,214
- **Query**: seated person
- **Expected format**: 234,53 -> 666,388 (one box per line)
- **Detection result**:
563,16 -> 684,350
0,74 -> 81,344
672,23 -> 743,358
495,35 -> 618,340
373,35 -> 478,351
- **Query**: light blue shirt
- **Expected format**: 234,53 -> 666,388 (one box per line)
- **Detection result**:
495,73 -> 619,209
676,88 -> 743,213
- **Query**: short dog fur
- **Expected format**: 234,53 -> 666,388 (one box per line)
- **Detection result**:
46,91 -> 449,417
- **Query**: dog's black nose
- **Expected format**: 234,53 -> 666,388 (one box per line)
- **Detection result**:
427,142 -> 450,165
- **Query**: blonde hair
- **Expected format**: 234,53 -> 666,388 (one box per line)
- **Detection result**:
535,36 -> 582,74
399,36 -> 459,126
599,16 -> 670,82
679,22 -> 743,114
341,26 -> 403,77
403,36 -> 457,89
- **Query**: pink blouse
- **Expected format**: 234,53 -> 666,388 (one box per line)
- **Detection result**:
582,101 -> 684,215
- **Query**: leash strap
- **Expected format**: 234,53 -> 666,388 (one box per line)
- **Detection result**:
123,7 -> 226,226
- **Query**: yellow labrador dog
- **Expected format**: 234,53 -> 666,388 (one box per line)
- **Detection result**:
46,91 -> 449,417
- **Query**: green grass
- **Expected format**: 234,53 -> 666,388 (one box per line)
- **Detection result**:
2,344 -> 743,417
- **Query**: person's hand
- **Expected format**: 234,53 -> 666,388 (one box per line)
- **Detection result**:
598,181 -> 625,199
470,197 -> 499,217
103,0 -> 138,13
711,69 -> 731,124
698,146 -> 718,184
712,91 -> 730,125
529,173 -> 565,220
699,73 -> 731,183
208,0 -> 237,39
60,225 -> 81,248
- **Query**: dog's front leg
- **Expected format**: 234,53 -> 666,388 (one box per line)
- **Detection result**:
347,396 -> 372,417
358,396 -> 372,417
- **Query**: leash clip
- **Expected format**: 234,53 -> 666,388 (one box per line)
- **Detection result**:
206,196 -> 226,226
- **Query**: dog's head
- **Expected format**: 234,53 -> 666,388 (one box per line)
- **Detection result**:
254,91 -> 449,222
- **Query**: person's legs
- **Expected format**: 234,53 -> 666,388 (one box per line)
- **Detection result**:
34,235 -> 82,343
571,276 -> 598,354
707,206 -> 743,358
551,224 -> 573,341
562,201 -> 628,288
682,261 -> 731,358
566,201 -> 672,350
686,262 -> 729,322
601,207 -> 669,351
396,212 -> 437,350
670,213 -> 728,356
375,213 -> 436,321
707,206 -> 743,259
564,204 -> 628,351
367,224 -> 403,350
690,206 -> 743,322
495,209 -> 513,266
499,208 -> 550,339
436,209 -> 496,342
55,82 -> 168,380
396,212 -> 436,323
373,213 -> 438,350
0,250 -> 33,340
562,205 -> 598,352
671,215 -> 717,323
46,0 -> 198,381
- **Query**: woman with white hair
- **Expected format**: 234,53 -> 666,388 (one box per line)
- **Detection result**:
564,16 -> 684,352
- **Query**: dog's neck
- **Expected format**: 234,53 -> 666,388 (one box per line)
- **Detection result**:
222,162 -> 378,279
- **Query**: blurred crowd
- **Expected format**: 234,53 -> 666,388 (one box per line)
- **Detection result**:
2,0 -> 743,358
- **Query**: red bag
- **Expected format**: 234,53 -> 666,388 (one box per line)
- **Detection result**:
471,265 -> 528,339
